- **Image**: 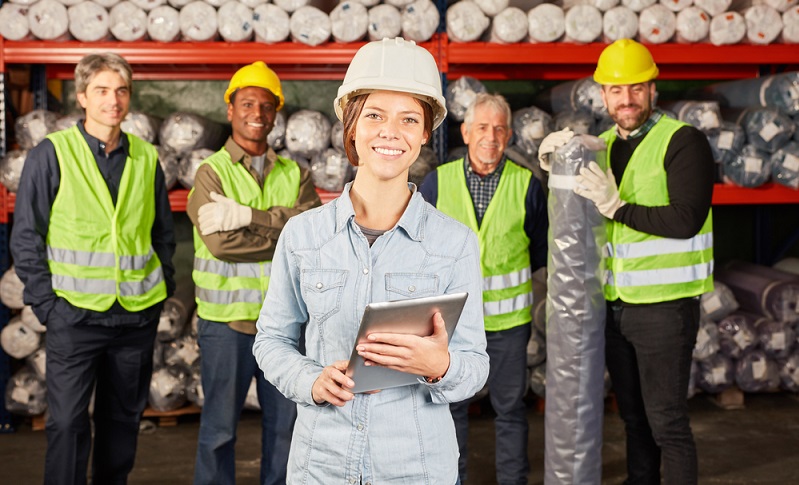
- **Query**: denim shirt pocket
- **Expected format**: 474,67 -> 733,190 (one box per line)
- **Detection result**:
301,269 -> 348,324
385,273 -> 439,300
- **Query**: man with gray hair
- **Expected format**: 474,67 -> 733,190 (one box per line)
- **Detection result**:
11,52 -> 175,484
419,92 -> 547,484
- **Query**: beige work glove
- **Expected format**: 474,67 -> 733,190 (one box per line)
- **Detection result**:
574,162 -> 626,219
537,128 -> 574,171
197,191 -> 253,235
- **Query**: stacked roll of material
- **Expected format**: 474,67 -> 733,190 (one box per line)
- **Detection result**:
445,76 -> 487,123
285,109 -> 332,160
0,150 -> 29,193
715,261 -> 799,324
5,367 -> 48,416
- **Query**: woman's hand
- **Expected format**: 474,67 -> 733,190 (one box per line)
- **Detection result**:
356,312 -> 451,380
311,360 -> 355,407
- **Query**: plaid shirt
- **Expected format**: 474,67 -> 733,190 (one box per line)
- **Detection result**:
464,154 -> 506,225
622,109 -> 664,140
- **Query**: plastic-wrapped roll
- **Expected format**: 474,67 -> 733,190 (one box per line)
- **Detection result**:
129,0 -> 165,10
554,109 -> 594,135
700,72 -> 799,116
153,339 -> 165,369
735,349 -> 780,392
330,1 -> 367,42
446,1 -> 489,42
603,6 -> 638,42
0,266 -> 25,310
564,5 -> 603,43
148,364 -> 190,412
722,144 -> 772,188
109,1 -> 148,41
28,0 -> 70,40
694,0 -> 731,16
675,6 -> 710,43
692,318 -> 720,362
179,1 -> 218,41
545,134 -> 606,484
265,111 -> 287,152
490,7 -> 527,43
0,3 -> 32,40
622,0 -> 656,11
705,121 -> 745,168
5,367 -> 48,416
408,145 -> 438,187
384,0 -> 414,7
163,335 -> 201,368
1,317 -> 41,359
717,312 -> 758,359
147,4 -> 180,42
446,145 -> 468,164
367,4 -> 401,41
474,0 -> 509,17
218,2 -> 254,42
661,0 -> 692,12
21,305 -> 47,333
155,145 -> 179,190
240,0 -> 267,6
179,148 -> 215,189
446,76 -> 487,123
274,0 -> 309,13
661,100 -> 721,131
54,112 -> 82,132
540,77 -> 606,122
592,0 -> 620,11
399,0 -> 439,42
715,261 -> 799,323
739,108 -> 796,153
755,317 -> 796,360
122,111 -> 161,144
779,351 -> 799,392
771,141 -> 799,189
289,5 -> 331,46
763,0 -> 797,13
159,111 -> 227,157
527,328 -> 546,368
243,377 -> 261,410
696,352 -> 735,393
529,362 -> 546,398
532,267 -> 547,336
0,150 -> 28,193
784,6 -> 799,43
639,4 -> 676,43
15,109 -> 58,150
330,120 -> 344,153
528,4 -> 566,43
167,0 -> 192,7
285,109 -> 332,159
774,257 -> 799,276
278,149 -> 311,171
709,11 -> 746,45
512,106 -> 554,157
310,148 -> 351,192
186,365 -> 203,406
744,5 -> 783,45
94,0 -> 121,6
26,346 -> 47,380
253,3 -> 290,43
700,281 -> 739,322
158,276 -> 196,342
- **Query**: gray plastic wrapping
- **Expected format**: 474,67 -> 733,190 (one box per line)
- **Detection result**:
129,0 -> 166,10
784,6 -> 799,43
592,0 -> 620,11
717,311 -> 758,359
473,0 -> 508,17
253,3 -> 290,43
274,0 -> 309,12
0,266 -> 25,310
779,351 -> 799,392
446,76 -> 487,123
54,112 -> 82,132
490,7 -> 528,43
148,365 -> 190,412
268,110 -> 287,151
694,0 -> 731,16
400,0 -> 439,42
527,328 -> 546,368
739,108 -> 796,153
639,4 -> 676,43
770,141 -> 799,189
529,362 -> 546,398
155,145 -> 180,190
532,267 -> 547,336
109,1 -> 148,41
621,0 -> 656,11
147,5 -> 180,42
715,261 -> 799,323
709,11 -> 746,46
178,1 -> 217,41
331,1 -> 368,43
447,1 -> 489,42
244,377 -> 260,410
693,318 -> 720,362
21,305 -> 47,333
528,3 -> 565,42
278,149 -> 310,170
0,149 -> 28,193
179,148 -> 215,189
722,144 -> 772,188
687,359 -> 699,398
543,77 -> 607,122
310,148 -> 351,192
702,73 -> 799,116
330,120 -> 344,153
158,280 -> 196,342
700,281 -> 739,321
1,317 -> 41,359
163,335 -> 201,368
675,6 -> 710,43
603,6 -> 638,42
217,2 -> 255,42
564,5 -> 603,43
512,106 -> 554,158
0,3 -> 32,41
159,111 -> 227,157
367,4 -> 401,41
26,346 -> 47,380
755,317 -> 796,360
744,5 -> 783,45
285,109 -> 332,159
290,6 -> 331,46
705,121 -> 746,169
774,257 -> 799,276
545,135 -> 606,485
554,110 -> 595,135
186,365 -> 204,406
735,349 -> 780,392
5,366 -> 48,416
69,1 -> 111,41
16,110 -> 58,150
408,145 -> 438,186
28,0 -> 70,40
122,111 -> 161,143
662,100 -> 722,131
697,352 -> 735,393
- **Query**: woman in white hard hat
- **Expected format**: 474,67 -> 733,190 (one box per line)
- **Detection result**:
253,38 -> 489,484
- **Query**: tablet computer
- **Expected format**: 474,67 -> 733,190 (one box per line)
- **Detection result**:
345,292 -> 469,393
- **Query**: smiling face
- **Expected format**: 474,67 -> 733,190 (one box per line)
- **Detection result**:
227,86 -> 277,155
352,91 -> 429,184
76,69 -> 130,135
461,103 -> 512,175
601,82 -> 656,138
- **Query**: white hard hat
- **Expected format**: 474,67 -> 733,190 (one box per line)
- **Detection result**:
334,37 -> 447,130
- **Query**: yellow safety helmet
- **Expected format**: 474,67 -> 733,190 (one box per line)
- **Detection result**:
224,61 -> 284,110
593,39 -> 659,86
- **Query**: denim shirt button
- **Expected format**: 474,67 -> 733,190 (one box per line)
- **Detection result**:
408,285 -> 416,292
316,282 -> 323,289
362,268 -> 369,275
357,423 -> 364,431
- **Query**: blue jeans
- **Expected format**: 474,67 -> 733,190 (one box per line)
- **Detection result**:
605,298 -> 700,485
451,323 -> 531,485
194,319 -> 296,485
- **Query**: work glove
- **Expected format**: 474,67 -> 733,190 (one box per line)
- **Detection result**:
574,162 -> 626,219
537,128 -> 574,171
197,191 -> 253,235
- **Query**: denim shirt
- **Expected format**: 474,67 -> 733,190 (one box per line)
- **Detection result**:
253,183 -> 489,485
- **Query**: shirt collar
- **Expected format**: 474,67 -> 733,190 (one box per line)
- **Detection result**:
223,136 -> 277,170
335,182 -> 426,242
77,120 -> 129,156
620,109 -> 663,140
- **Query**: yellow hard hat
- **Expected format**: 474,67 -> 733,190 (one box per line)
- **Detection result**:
224,61 -> 284,110
593,39 -> 659,86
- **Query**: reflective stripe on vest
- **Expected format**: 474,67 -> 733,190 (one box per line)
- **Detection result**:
436,159 -> 533,331
601,117 -> 714,303
46,126 -> 166,312
192,148 -> 300,322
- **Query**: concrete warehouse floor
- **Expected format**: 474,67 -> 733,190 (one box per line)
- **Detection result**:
2,391 -> 799,484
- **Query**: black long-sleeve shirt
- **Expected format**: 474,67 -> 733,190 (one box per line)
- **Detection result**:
612,125 -> 715,239
10,121 -> 176,327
